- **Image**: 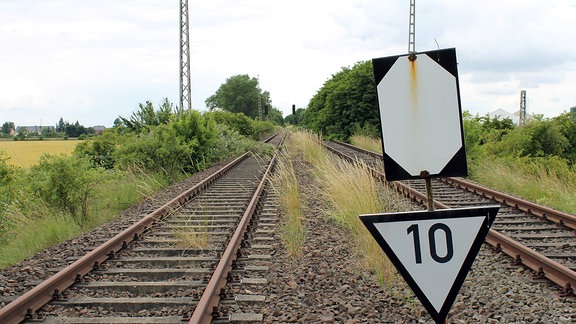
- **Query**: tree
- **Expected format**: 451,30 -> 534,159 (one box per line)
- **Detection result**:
552,112 -> 576,163
56,117 -> 66,133
65,121 -> 86,138
119,98 -> 174,133
285,108 -> 305,125
301,61 -> 379,140
205,74 -> 271,119
489,119 -> 568,158
1,122 -> 15,135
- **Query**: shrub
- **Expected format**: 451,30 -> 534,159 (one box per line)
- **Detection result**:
115,110 -> 219,178
28,155 -> 105,225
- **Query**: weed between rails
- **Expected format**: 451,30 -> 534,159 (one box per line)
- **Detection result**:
350,134 -> 383,154
172,210 -> 211,250
284,131 -> 410,284
270,154 -> 306,257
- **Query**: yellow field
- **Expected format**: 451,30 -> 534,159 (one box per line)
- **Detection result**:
0,140 -> 78,168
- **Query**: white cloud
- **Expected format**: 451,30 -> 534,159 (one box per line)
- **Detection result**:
0,0 -> 575,127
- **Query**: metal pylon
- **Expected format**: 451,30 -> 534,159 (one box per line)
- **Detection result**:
408,0 -> 416,57
179,0 -> 191,112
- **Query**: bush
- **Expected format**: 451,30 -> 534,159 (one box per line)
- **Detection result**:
115,110 -> 219,178
74,129 -> 126,169
29,155 -> 105,225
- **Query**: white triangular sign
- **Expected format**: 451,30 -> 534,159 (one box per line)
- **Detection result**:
374,216 -> 484,312
360,206 -> 499,324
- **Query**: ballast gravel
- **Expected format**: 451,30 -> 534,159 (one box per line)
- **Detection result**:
258,157 -> 575,323
1,154 -> 575,323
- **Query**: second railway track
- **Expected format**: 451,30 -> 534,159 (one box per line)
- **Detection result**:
324,139 -> 576,296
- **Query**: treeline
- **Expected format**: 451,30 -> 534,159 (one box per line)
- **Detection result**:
1,119 -> 100,140
296,61 -> 380,140
296,59 -> 576,165
464,111 -> 576,167
0,101 -> 277,266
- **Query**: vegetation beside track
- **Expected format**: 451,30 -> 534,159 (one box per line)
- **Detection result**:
350,115 -> 576,215
284,131 -> 411,284
0,103 -> 278,269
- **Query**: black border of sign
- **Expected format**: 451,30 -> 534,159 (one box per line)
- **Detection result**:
360,206 -> 499,324
372,48 -> 468,181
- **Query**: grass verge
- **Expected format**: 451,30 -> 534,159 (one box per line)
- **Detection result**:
0,171 -> 171,268
469,156 -> 576,214
270,154 -> 306,256
286,131 -> 409,283
350,134 -> 382,154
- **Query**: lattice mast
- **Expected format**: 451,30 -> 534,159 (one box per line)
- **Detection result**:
519,90 -> 527,126
179,0 -> 191,112
408,0 -> 416,59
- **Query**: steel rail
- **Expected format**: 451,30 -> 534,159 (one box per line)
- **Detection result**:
325,140 -> 576,296
443,177 -> 576,230
0,152 -> 251,324
189,153 -> 278,323
331,139 -> 576,230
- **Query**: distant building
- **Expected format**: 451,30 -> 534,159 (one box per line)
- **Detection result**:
488,109 -> 534,126
16,126 -> 55,135
92,125 -> 106,135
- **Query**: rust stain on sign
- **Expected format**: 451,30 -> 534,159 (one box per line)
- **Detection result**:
410,59 -> 418,106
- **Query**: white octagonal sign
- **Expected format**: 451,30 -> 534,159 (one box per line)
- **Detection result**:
372,48 -> 467,181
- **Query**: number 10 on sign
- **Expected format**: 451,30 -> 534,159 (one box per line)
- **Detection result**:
360,206 -> 499,324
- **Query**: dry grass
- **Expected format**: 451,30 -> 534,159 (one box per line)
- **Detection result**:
471,157 -> 576,214
173,226 -> 210,249
286,131 -> 407,283
350,135 -> 382,154
270,154 -> 306,256
0,140 -> 78,168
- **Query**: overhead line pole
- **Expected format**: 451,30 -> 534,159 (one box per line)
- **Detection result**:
179,0 -> 192,112
408,0 -> 416,60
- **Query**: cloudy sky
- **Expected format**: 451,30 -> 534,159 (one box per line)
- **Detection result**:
1,0 -> 575,127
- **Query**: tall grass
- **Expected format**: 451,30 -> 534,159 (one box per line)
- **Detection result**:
0,170 -> 171,268
470,156 -> 576,214
287,130 -> 328,166
350,134 -> 382,154
287,131 -> 408,283
270,155 -> 306,256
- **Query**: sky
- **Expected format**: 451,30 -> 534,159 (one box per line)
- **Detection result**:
1,0 -> 575,128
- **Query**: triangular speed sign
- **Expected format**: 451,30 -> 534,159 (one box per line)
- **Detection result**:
360,206 -> 499,323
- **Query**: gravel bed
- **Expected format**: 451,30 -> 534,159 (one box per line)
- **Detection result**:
1,153 -> 575,323
0,159 -> 232,309
259,157 -> 576,323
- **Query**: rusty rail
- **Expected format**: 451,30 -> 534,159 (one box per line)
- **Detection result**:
0,152 -> 251,324
189,153 -> 278,323
325,140 -> 576,296
444,177 -> 576,230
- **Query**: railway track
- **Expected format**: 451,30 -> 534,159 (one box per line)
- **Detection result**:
324,140 -> 576,297
0,133 -> 284,324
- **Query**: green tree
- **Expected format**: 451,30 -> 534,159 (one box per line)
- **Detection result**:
301,61 -> 379,140
1,122 -> 15,135
205,74 -> 271,119
56,118 -> 66,133
490,119 -> 569,158
65,121 -> 86,138
120,98 -> 174,133
552,112 -> 576,163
